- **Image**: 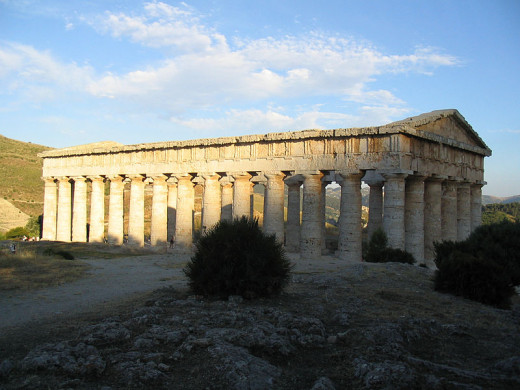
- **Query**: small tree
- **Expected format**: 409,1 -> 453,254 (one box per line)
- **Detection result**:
184,217 -> 292,299
5,226 -> 31,239
363,228 -> 415,264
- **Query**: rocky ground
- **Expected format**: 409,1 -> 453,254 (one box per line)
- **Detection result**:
0,257 -> 519,389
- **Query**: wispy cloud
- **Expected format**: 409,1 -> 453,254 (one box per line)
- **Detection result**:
0,1 -> 460,132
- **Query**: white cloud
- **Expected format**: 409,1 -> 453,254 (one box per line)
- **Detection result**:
168,106 -> 404,135
0,41 -> 94,99
0,2 -> 460,133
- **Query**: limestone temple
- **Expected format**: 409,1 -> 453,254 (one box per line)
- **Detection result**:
39,109 -> 491,266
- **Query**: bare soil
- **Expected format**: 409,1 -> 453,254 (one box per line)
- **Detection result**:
0,250 -> 519,389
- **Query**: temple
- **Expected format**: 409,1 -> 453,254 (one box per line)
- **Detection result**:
39,109 -> 491,266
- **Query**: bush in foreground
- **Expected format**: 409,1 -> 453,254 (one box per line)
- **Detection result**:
363,228 -> 415,264
184,217 -> 292,299
434,250 -> 514,309
433,220 -> 520,309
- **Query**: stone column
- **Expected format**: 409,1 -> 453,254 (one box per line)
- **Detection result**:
382,172 -> 408,249
108,175 -> 124,245
56,177 -> 72,242
365,179 -> 384,239
151,175 -> 168,246
128,175 -> 145,246
232,173 -> 252,219
320,180 -> 330,253
175,175 -> 195,250
220,178 -> 233,222
470,183 -> 483,232
42,177 -> 57,240
167,178 -> 177,242
441,179 -> 458,242
337,171 -> 364,262
285,178 -> 301,252
72,176 -> 87,242
89,176 -> 105,243
202,174 -> 222,231
405,175 -> 426,263
263,172 -> 285,243
457,181 -> 471,241
424,176 -> 444,266
301,172 -> 324,258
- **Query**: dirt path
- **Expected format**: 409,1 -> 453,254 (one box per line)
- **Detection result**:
0,253 -> 192,330
0,253 -> 346,331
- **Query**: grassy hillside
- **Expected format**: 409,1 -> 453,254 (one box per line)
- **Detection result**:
0,135 -> 52,218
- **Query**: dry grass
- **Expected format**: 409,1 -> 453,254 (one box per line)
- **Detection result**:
0,253 -> 89,291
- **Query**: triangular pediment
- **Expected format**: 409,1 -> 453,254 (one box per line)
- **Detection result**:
388,109 -> 491,155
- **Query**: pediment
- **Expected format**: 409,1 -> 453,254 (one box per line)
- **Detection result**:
388,109 -> 491,155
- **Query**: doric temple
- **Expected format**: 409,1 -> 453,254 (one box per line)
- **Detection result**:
39,109 -> 491,266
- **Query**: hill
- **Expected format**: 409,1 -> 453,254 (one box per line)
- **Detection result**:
482,194 -> 520,205
0,135 -> 52,231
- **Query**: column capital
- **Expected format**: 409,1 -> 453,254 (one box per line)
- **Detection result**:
56,176 -> 71,182
230,172 -> 252,181
381,171 -> 410,181
201,172 -> 221,181
107,174 -> 124,182
71,176 -> 87,182
149,174 -> 167,182
88,175 -> 105,182
426,174 -> 448,183
42,176 -> 56,184
166,176 -> 178,184
264,171 -> 286,180
128,174 -> 145,182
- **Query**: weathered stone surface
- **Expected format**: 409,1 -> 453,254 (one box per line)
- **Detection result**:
39,110 -> 490,265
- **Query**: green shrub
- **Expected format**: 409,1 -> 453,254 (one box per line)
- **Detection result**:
464,220 -> 520,286
363,228 -> 415,264
434,250 -> 514,309
184,217 -> 292,299
5,226 -> 31,239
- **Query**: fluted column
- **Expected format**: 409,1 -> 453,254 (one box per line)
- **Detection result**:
108,175 -> 124,245
202,173 -> 222,231
72,176 -> 87,242
175,175 -> 194,250
167,178 -> 177,242
263,172 -> 285,243
337,171 -> 364,262
424,176 -> 444,266
56,177 -> 72,242
382,172 -> 408,249
285,178 -> 301,252
151,175 -> 168,246
128,175 -> 145,246
232,173 -> 252,219
457,181 -> 471,241
301,172 -> 324,258
365,179 -> 384,239
42,177 -> 57,240
220,178 -> 233,222
89,176 -> 105,243
441,179 -> 458,241
470,183 -> 483,231
405,175 -> 426,263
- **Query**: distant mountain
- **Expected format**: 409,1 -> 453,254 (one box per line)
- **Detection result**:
0,135 -> 52,231
482,195 -> 520,205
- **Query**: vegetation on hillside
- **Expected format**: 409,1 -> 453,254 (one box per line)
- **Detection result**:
482,202 -> 519,224
0,135 -> 52,217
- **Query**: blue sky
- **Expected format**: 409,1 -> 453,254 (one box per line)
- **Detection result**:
1,0 -> 519,196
